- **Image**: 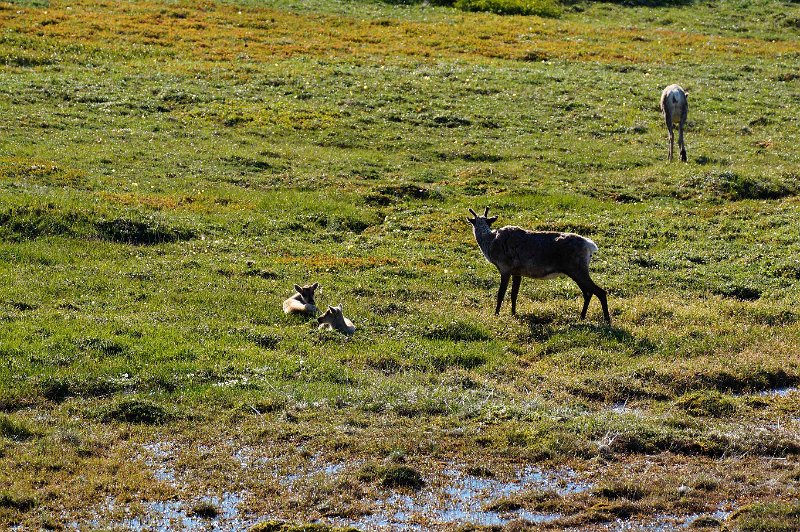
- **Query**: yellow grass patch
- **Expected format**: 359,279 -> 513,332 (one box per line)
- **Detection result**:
99,192 -> 253,212
2,0 -> 797,66
0,157 -> 86,188
275,254 -> 399,270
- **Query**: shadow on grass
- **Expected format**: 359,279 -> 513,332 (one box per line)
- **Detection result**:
520,314 -> 638,345
567,0 -> 696,6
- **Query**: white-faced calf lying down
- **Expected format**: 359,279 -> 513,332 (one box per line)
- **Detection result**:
317,304 -> 356,335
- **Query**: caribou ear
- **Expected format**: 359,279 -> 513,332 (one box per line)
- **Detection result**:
294,284 -> 302,293
466,217 -> 476,225
311,282 -> 319,290
486,215 -> 498,225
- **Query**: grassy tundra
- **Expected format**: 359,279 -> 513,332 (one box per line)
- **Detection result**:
1,0 -> 800,529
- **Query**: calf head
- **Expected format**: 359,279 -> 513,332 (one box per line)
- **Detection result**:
317,304 -> 344,326
294,282 -> 318,305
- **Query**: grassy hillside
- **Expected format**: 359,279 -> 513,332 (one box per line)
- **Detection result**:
1,0 -> 799,529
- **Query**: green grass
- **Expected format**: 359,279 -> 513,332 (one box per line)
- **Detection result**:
0,0 -> 799,529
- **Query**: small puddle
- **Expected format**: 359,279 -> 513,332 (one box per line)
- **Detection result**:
279,454 -> 346,486
682,507 -> 731,528
334,466 -> 589,529
611,401 -> 631,414
131,444 -> 592,530
122,443 -> 255,530
608,400 -> 644,416
109,492 -> 250,531
758,387 -> 798,398
141,442 -> 177,483
126,500 -> 204,531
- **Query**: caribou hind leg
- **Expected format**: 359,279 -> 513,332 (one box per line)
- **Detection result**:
595,283 -> 610,322
580,289 -> 592,320
570,273 -> 611,323
665,118 -> 675,162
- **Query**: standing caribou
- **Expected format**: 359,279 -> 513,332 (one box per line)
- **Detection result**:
660,84 -> 688,162
467,207 -> 610,322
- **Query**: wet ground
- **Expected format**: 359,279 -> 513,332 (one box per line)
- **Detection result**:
116,442 -> 590,530
95,388 -> 800,532
335,466 -> 588,529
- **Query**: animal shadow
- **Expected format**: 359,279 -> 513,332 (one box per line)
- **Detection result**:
519,313 -> 640,349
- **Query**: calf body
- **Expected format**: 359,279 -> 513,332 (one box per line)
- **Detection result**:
468,208 -> 610,322
317,304 -> 356,335
283,283 -> 319,316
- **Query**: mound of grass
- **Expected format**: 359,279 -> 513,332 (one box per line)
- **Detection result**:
454,0 -> 561,17
189,501 -> 220,519
429,349 -> 488,370
675,391 -> 737,417
0,159 -> 86,188
697,171 -> 798,201
465,465 -> 495,478
690,515 -> 722,528
728,502 -> 800,531
365,354 -> 405,374
95,216 -> 195,245
0,207 -> 195,245
364,183 -> 432,206
714,282 -> 762,301
0,205 -> 86,241
0,414 -> 34,442
680,368 -> 796,395
484,497 -> 523,511
584,500 -> 639,522
245,396 -> 289,414
591,0 -> 693,6
247,332 -> 281,350
75,337 -> 127,357
39,376 -> 73,403
103,399 -> 172,425
590,417 -> 720,456
38,374 -> 134,401
0,392 -> 33,413
386,0 -> 561,16
357,462 -> 425,490
380,464 -> 425,490
0,491 -> 36,512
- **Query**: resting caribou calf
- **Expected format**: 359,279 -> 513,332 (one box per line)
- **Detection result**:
467,207 -> 610,322
317,304 -> 356,336
283,283 -> 319,316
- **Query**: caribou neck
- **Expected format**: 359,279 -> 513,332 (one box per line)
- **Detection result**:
473,224 -> 496,262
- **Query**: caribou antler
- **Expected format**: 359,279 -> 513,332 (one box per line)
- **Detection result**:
483,207 -> 490,217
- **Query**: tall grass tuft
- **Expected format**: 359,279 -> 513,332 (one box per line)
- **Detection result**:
455,0 -> 562,17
